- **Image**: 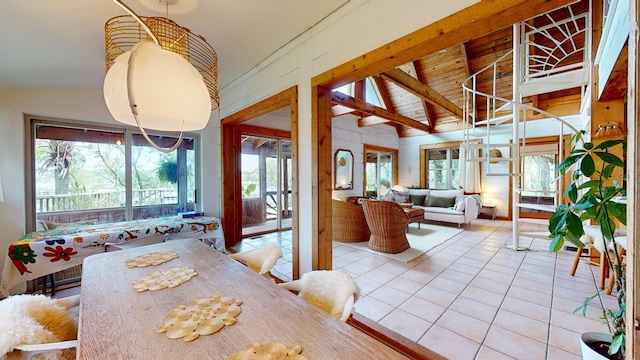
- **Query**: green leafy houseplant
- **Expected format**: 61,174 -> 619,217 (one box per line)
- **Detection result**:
157,159 -> 178,184
548,130 -> 627,358
242,183 -> 256,199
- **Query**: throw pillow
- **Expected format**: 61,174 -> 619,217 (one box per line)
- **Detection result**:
409,194 -> 427,206
428,195 -> 456,208
390,189 -> 410,203
454,198 -> 466,212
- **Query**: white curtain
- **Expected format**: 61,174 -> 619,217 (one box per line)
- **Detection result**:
459,143 -> 481,193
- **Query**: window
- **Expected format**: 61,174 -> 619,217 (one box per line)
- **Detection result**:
332,78 -> 384,108
426,148 -> 460,189
519,143 -> 559,214
27,118 -> 200,228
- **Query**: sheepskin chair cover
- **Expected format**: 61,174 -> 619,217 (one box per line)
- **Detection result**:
580,225 -> 627,253
0,294 -> 79,360
230,243 -> 283,276
280,270 -> 360,321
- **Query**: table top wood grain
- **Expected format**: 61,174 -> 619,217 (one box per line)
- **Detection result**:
77,239 -> 408,359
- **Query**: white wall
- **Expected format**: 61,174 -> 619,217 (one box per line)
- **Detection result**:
331,114 -> 399,200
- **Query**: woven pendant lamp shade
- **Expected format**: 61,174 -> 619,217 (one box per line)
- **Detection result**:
105,15 -> 219,111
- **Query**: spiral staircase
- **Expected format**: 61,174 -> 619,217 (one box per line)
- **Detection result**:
461,3 -> 591,250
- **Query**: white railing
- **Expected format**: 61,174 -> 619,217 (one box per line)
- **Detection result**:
36,189 -> 195,213
461,3 -> 590,251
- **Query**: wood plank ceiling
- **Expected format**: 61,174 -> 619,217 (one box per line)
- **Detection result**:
330,0 -> 590,138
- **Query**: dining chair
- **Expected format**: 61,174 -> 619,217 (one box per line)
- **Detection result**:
1,294 -> 79,360
570,225 -> 627,294
229,243 -> 283,278
279,269 -> 360,322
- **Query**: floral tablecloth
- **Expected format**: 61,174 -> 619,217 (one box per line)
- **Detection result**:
1,216 -> 224,297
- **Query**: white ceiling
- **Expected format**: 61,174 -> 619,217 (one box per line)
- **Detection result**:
0,0 -> 349,90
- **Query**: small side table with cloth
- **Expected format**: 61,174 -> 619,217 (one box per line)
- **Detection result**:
1,216 -> 224,298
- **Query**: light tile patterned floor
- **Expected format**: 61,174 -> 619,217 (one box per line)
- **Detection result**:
239,219 -> 616,359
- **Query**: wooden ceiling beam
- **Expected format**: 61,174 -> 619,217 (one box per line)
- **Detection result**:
331,92 -> 431,133
371,75 -> 404,135
410,60 -> 437,128
380,68 -> 464,119
359,115 -> 390,126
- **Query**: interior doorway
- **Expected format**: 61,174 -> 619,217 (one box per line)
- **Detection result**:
220,86 -> 299,278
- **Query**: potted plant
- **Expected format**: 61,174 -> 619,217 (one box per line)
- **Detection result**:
548,130 -> 626,359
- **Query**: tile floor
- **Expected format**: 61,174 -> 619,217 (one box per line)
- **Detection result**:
238,218 -> 618,360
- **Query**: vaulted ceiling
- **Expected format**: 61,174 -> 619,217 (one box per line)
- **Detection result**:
329,0 -> 601,138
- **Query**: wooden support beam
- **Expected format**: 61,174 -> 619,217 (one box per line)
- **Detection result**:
380,68 -> 464,119
331,92 -> 431,132
359,115 -> 391,126
410,60 -> 437,128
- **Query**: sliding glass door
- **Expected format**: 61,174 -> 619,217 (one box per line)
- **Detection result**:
241,135 -> 292,236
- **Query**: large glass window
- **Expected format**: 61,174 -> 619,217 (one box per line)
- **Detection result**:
426,148 -> 460,189
520,144 -> 558,214
28,118 -> 199,227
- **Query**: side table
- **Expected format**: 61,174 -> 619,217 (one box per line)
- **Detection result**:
479,205 -> 497,220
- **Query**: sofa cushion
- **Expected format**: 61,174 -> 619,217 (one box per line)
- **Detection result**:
454,198 -> 466,212
428,195 -> 456,208
409,194 -> 427,206
422,206 -> 464,215
386,189 -> 410,203
430,189 -> 464,202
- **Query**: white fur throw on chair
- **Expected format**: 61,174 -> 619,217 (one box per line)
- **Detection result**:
0,294 -> 79,360
580,224 -> 627,253
279,269 -> 360,322
230,243 -> 283,277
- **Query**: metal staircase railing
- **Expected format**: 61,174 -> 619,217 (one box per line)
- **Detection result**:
461,3 -> 590,251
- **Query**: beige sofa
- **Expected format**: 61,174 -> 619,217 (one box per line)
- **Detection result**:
383,187 -> 480,227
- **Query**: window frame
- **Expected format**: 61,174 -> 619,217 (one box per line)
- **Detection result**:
24,115 -> 202,231
419,140 -> 479,190
425,148 -> 459,190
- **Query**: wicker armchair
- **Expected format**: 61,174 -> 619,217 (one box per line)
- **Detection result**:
361,200 -> 410,254
332,199 -> 370,243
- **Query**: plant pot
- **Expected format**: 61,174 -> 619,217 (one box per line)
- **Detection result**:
580,332 -> 621,360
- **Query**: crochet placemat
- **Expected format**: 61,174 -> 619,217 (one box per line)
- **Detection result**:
157,296 -> 242,341
228,342 -> 308,360
125,251 -> 179,268
132,267 -> 197,292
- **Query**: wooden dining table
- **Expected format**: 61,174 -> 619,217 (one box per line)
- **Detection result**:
77,239 -> 409,359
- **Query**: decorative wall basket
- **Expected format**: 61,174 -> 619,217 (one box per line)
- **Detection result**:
489,149 -> 502,164
595,121 -> 623,137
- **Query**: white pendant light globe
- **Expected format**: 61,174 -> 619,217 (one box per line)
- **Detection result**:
103,42 -> 211,132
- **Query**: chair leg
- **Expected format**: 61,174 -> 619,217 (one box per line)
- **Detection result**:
606,268 -> 615,295
598,251 -> 607,290
570,247 -> 583,276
